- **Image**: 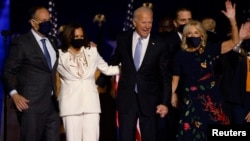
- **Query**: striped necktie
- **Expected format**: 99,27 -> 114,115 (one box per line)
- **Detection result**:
41,39 -> 52,69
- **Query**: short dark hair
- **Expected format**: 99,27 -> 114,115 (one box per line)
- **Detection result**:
28,5 -> 47,20
174,7 -> 192,20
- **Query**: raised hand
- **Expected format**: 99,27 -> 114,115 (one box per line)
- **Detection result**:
221,0 -> 236,20
239,21 -> 250,40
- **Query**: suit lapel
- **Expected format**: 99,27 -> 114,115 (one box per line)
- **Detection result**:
124,32 -> 134,68
48,37 -> 58,56
47,37 -> 59,70
139,35 -> 156,69
27,31 -> 54,71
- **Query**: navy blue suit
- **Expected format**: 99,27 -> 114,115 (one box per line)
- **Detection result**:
105,30 -> 171,141
2,30 -> 60,141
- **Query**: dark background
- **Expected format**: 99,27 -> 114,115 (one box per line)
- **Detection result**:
9,0 -> 250,42
8,0 -> 250,62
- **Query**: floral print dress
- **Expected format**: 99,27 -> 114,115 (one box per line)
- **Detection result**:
173,42 -> 230,141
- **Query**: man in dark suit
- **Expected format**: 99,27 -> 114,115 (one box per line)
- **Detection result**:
159,7 -> 192,141
97,6 -> 171,141
2,6 -> 60,141
165,8 -> 192,66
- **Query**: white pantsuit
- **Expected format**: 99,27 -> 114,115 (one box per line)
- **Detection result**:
57,47 -> 119,141
62,113 -> 100,141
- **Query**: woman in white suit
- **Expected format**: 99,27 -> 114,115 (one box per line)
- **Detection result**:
57,23 -> 119,141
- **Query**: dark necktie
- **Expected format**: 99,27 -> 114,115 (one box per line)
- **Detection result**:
41,39 -> 52,69
134,37 -> 142,92
134,38 -> 142,71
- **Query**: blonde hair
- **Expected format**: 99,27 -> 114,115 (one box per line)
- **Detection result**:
181,20 -> 207,50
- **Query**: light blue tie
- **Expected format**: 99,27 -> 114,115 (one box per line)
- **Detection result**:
134,38 -> 142,71
134,38 -> 142,92
41,39 -> 52,69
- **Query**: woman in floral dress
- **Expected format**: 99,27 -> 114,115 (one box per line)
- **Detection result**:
171,0 -> 240,140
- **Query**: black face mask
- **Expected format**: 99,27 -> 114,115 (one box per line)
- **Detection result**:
177,24 -> 186,33
71,39 -> 88,49
186,37 -> 201,47
38,21 -> 52,36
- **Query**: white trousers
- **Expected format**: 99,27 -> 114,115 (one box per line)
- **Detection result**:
62,113 -> 100,141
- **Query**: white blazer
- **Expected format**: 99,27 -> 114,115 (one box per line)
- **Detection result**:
57,47 -> 119,117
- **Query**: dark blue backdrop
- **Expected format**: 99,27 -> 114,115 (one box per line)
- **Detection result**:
0,0 -> 10,138
9,0 -> 247,41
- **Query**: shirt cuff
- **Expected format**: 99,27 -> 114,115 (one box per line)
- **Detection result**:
10,89 -> 18,96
